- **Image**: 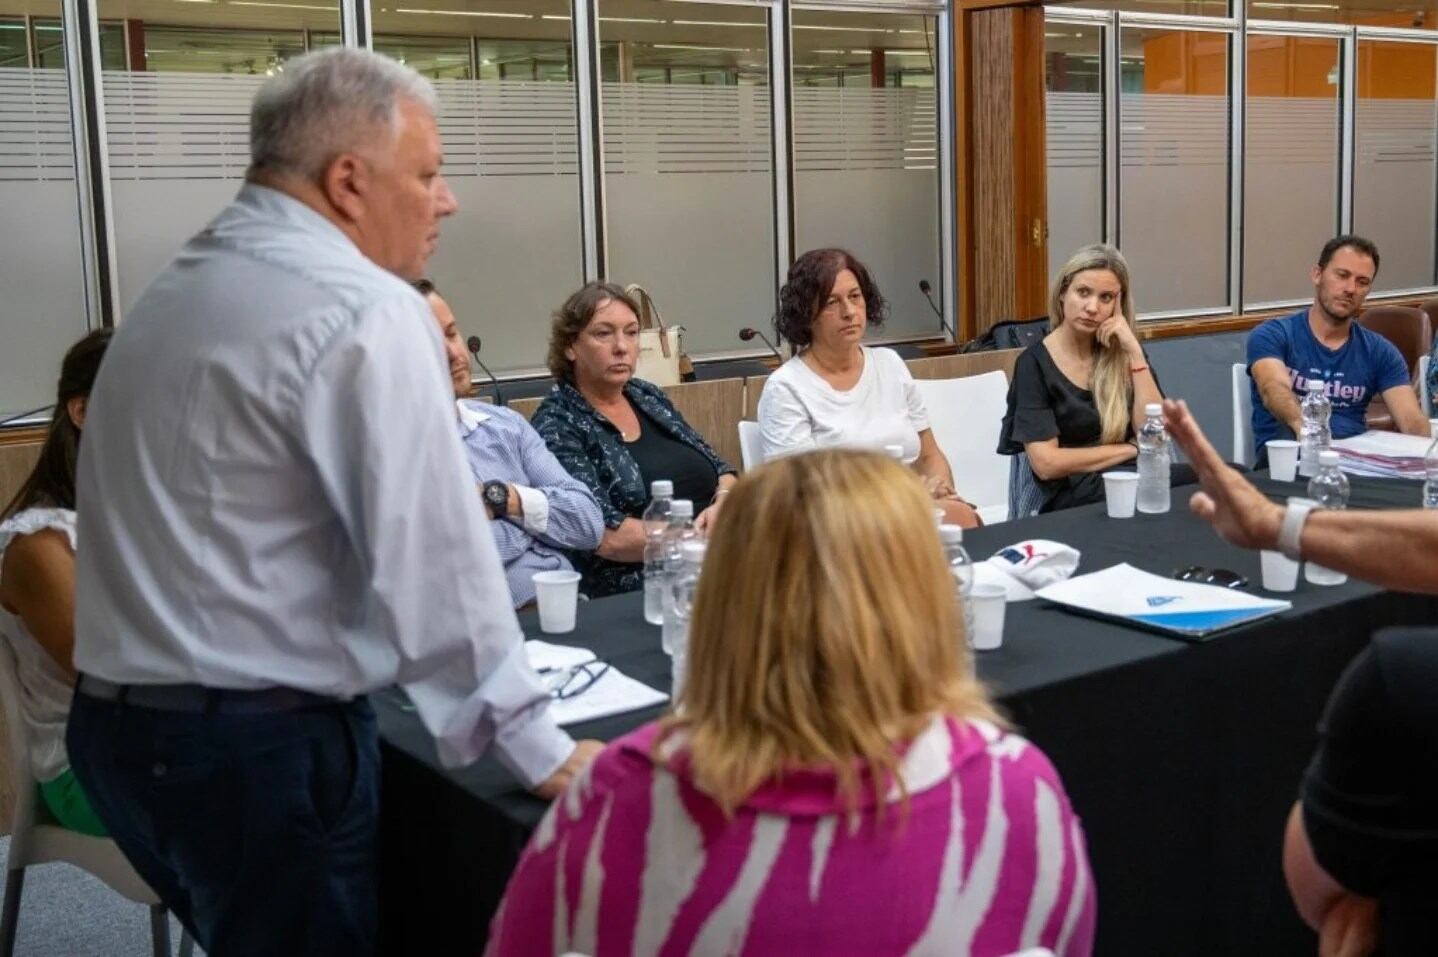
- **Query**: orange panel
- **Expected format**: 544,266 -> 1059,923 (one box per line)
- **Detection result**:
1141,31 -> 1226,95
1357,41 -> 1436,99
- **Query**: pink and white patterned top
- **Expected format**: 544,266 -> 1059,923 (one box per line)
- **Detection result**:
487,713 -> 1096,956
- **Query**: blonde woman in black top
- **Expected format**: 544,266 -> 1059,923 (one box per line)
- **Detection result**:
998,244 -> 1165,512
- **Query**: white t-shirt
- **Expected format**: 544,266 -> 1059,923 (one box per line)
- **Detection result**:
757,346 -> 931,463
0,507 -> 77,783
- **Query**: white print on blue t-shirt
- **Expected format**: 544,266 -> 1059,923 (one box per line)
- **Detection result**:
1285,368 -> 1368,405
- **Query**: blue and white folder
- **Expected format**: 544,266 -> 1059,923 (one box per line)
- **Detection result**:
1034,563 -> 1292,641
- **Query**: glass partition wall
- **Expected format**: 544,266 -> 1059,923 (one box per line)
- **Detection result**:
1044,2 -> 1438,319
0,0 -> 955,395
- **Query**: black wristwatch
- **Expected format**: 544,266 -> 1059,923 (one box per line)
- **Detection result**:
482,480 -> 509,519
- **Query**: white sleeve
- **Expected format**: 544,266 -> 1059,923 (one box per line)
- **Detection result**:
512,484 -> 549,536
298,294 -> 571,785
756,372 -> 819,461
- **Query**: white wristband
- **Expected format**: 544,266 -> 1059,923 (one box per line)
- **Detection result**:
1277,499 -> 1315,562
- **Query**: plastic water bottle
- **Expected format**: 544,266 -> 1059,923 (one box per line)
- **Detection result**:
1424,419 -> 1438,509
1136,403 -> 1171,514
664,541 -> 706,702
659,500 -> 696,653
1298,379 -> 1332,478
939,524 -> 974,650
1304,451 -> 1349,586
641,480 -> 675,625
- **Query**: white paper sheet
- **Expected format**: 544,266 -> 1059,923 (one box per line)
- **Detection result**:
1035,563 -> 1292,638
524,640 -> 669,726
546,667 -> 669,727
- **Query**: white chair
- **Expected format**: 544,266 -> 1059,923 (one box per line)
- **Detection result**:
1419,353 -> 1431,417
0,641 -> 193,957
1231,363 -> 1253,468
914,371 -> 1011,525
737,420 -> 765,472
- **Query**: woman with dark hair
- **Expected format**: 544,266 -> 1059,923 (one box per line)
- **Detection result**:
532,282 -> 736,598
0,329 -> 112,835
757,248 -> 980,528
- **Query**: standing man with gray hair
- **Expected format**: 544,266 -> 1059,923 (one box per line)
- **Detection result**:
65,48 -> 600,955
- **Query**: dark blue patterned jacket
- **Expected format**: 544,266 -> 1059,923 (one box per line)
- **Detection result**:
531,378 -> 735,598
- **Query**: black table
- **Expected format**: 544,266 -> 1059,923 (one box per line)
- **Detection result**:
378,477 -> 1438,956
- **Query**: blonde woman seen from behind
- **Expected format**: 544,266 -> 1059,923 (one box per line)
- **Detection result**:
486,449 -> 1096,957
998,244 -> 1166,513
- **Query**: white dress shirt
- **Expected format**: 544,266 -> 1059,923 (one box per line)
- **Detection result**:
73,184 -> 573,787
756,346 -> 932,463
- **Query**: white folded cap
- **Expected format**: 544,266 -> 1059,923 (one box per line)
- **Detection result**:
975,539 -> 1081,601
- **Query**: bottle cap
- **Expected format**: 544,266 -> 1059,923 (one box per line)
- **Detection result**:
1318,450 -> 1340,467
884,445 -> 904,460
1429,418 -> 1438,433
681,541 -> 707,564
671,499 -> 694,518
938,524 -> 964,544
651,480 -> 673,497
1145,402 -> 1162,417
1306,379 -> 1326,392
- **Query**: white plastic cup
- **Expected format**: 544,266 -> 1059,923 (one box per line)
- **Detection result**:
1266,440 -> 1300,483
532,570 -> 582,633
1102,472 -> 1139,519
1259,550 -> 1300,592
968,583 -> 1008,651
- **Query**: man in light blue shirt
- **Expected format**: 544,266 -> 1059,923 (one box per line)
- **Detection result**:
66,49 -> 599,955
416,280 -> 604,606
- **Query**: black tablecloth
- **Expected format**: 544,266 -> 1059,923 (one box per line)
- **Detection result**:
377,477 -> 1437,956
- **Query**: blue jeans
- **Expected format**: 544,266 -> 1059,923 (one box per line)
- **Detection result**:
66,691 -> 379,957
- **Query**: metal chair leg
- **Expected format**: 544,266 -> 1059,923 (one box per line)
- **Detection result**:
178,929 -> 195,957
149,904 -> 171,957
0,868 -> 24,957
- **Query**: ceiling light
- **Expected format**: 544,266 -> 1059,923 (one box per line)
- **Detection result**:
652,43 -> 754,52
394,8 -> 530,17
599,16 -> 663,24
671,20 -> 765,28
230,1 -> 335,9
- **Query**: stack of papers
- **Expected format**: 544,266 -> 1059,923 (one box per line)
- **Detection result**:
1331,431 -> 1431,480
524,640 -> 669,726
1035,563 -> 1292,640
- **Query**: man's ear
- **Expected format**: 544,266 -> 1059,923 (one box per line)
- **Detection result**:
1310,264 -> 1323,287
321,153 -> 367,222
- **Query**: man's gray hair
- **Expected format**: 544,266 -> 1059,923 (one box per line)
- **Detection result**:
250,47 -> 437,180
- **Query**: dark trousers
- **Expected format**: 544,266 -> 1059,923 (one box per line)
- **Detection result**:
66,691 -> 380,957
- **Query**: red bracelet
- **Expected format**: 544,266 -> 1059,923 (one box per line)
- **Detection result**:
1130,364 -> 1148,374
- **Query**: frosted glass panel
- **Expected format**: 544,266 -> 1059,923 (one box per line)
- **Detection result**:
372,0 -> 579,373
1119,28 -> 1229,314
1244,36 -> 1339,305
1045,21 -> 1105,285
98,0 -> 342,314
793,9 -> 941,341
1354,41 -> 1437,293
600,1 -> 775,357
0,59 -> 90,419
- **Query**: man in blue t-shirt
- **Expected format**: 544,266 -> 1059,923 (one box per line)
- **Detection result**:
1247,235 -> 1429,464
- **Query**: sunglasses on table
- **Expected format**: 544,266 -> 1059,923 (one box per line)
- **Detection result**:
1172,566 -> 1249,590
